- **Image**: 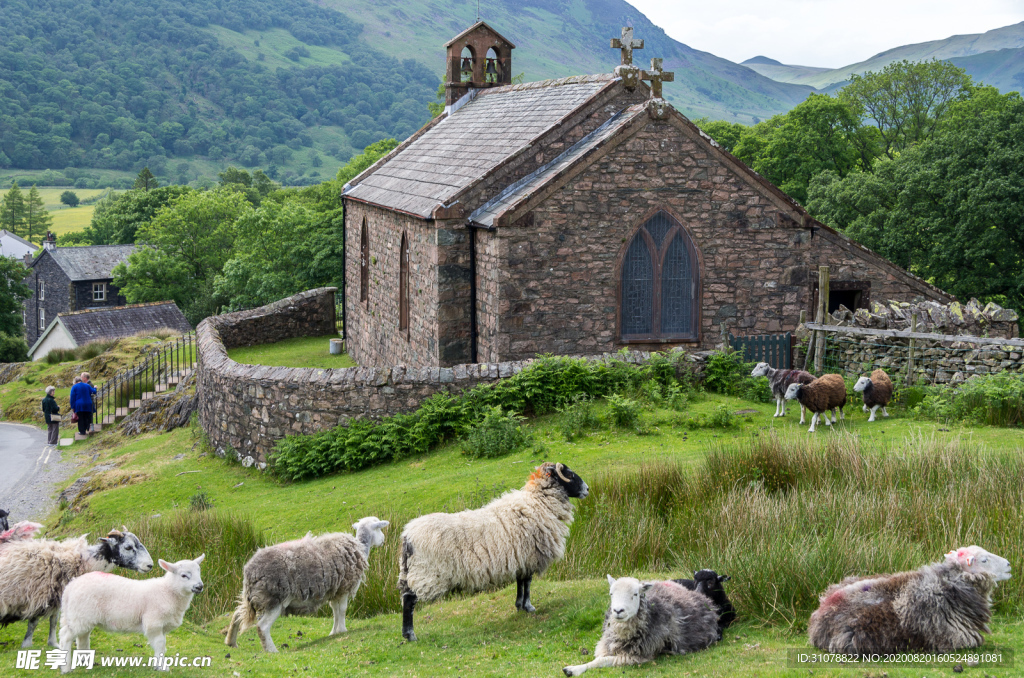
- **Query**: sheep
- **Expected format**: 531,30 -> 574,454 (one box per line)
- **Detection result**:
59,554 -> 205,672
562,576 -> 719,676
853,368 -> 893,421
808,546 -> 1012,655
784,374 -> 847,432
750,363 -> 815,423
0,528 -> 152,649
0,521 -> 44,548
399,462 -> 588,641
225,516 -> 389,653
0,509 -> 7,532
672,569 -> 735,639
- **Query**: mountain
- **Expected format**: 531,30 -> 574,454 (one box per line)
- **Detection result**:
744,21 -> 1024,90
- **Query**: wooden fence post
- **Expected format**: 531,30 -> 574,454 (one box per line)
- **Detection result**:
907,312 -> 918,386
813,266 -> 829,374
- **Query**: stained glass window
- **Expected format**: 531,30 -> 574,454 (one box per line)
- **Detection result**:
621,236 -> 653,335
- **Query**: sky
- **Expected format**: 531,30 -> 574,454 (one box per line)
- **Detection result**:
624,0 -> 1024,67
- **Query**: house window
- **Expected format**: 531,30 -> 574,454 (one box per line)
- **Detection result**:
620,211 -> 700,341
39,308 -> 44,328
399,232 -> 410,332
38,281 -> 44,301
93,283 -> 106,302
360,220 -> 369,304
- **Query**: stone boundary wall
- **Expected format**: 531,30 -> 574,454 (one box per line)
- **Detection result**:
197,288 -> 706,468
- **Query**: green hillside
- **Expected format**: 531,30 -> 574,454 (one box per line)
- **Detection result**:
951,47 -> 1024,94
740,56 -> 830,86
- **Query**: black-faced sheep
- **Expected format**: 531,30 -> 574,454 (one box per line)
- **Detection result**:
59,555 -> 205,673
399,462 -> 588,641
225,517 -> 389,653
0,529 -> 153,649
809,546 -> 1012,655
750,363 -> 815,423
853,368 -> 893,422
672,569 -> 735,638
562,576 -> 719,676
784,374 -> 847,432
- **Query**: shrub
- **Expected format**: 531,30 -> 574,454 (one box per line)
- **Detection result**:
558,394 -> 601,442
461,406 -> 532,459
606,393 -> 644,430
675,404 -> 736,430
0,332 -> 29,363
915,372 -> 1024,427
704,349 -> 769,402
189,491 -> 214,512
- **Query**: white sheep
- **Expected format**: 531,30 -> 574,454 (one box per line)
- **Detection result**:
0,521 -> 43,549
0,529 -> 153,649
225,516 -> 389,652
58,554 -> 205,672
750,363 -> 815,422
784,374 -> 847,433
399,462 -> 588,641
563,576 -> 719,676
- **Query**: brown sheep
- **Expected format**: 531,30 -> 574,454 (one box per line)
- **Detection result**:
853,369 -> 892,422
784,374 -> 847,432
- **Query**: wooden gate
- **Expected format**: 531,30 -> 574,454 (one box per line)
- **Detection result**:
729,332 -> 792,369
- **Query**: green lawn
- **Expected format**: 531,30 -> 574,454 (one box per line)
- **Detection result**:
226,334 -> 355,369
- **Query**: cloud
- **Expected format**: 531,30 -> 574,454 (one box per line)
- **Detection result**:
625,0 -> 1024,67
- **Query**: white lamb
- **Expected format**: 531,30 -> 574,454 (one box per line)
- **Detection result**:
58,555 -> 205,672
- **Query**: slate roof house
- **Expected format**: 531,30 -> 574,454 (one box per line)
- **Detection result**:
0,229 -> 38,261
342,22 -> 952,369
28,301 -> 191,361
23,237 -> 135,346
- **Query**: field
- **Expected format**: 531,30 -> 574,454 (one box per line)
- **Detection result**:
0,186 -> 112,241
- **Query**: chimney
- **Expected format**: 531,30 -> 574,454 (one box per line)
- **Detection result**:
23,252 -> 32,266
43,231 -> 56,251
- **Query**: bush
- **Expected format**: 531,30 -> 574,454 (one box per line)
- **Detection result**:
461,406 -> 533,459
606,393 -> 644,430
915,372 -> 1024,427
674,404 -> 736,430
0,332 -> 29,363
558,394 -> 601,442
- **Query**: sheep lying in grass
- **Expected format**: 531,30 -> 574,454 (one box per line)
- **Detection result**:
853,368 -> 892,422
0,529 -> 152,649
785,374 -> 847,432
809,546 -> 1012,654
750,363 -> 815,423
225,517 -> 389,653
563,576 -> 719,676
672,569 -> 735,639
399,462 -> 588,641
59,555 -> 205,672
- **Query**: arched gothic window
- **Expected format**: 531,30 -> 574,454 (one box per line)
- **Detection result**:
399,232 -> 410,332
360,220 -> 369,304
620,211 -> 700,341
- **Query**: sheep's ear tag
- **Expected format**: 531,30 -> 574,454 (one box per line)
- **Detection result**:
606,574 -> 616,588
965,555 -> 975,567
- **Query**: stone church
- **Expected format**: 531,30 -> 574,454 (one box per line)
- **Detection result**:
341,22 -> 950,368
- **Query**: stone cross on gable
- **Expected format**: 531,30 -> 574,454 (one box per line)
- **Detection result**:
610,27 -> 644,66
642,58 -> 674,99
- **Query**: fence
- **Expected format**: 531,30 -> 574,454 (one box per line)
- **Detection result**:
729,332 -> 792,369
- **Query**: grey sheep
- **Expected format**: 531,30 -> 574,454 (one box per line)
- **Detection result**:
672,569 -> 735,639
750,363 -> 815,423
399,462 -> 588,641
785,374 -> 847,432
225,517 -> 389,652
563,576 -> 719,676
809,546 -> 1012,655
853,369 -> 893,421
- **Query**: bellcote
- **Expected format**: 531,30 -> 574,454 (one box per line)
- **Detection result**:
444,21 -> 515,106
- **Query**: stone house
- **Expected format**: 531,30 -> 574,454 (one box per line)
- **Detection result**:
341,22 -> 951,369
23,239 -> 135,346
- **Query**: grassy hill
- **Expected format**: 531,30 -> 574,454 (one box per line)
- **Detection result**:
952,47 -> 1024,94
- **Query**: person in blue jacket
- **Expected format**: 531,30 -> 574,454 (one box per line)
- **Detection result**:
69,372 -> 97,436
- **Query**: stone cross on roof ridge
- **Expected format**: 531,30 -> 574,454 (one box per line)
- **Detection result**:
642,57 -> 674,99
610,26 -> 644,66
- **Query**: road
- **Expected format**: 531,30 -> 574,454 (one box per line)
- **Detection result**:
0,423 -> 75,522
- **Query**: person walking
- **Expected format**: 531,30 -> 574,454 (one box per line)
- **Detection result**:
69,372 -> 97,436
42,386 -> 61,445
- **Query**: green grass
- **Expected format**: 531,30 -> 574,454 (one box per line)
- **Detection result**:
226,334 -> 354,369
49,204 -> 96,236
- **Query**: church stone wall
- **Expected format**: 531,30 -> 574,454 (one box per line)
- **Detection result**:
482,117 -> 951,361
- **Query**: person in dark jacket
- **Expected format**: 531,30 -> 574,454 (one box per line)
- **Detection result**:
42,386 -> 61,445
69,372 -> 97,436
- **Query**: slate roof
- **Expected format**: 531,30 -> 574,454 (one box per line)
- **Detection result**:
42,245 -> 136,281
58,301 -> 191,346
343,74 -> 617,218
445,21 -> 515,48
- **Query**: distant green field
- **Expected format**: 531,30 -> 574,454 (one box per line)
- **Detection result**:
0,186 -> 110,240
49,205 -> 96,236
0,186 -> 107,209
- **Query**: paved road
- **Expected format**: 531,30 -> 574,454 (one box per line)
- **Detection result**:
0,423 -> 75,522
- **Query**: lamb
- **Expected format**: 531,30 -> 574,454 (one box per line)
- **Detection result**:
750,363 -> 815,423
399,462 -> 588,641
0,528 -> 152,649
784,374 -> 847,432
809,546 -> 1012,655
672,569 -> 735,639
562,576 -> 719,676
853,368 -> 893,422
59,555 -> 205,672
225,516 -> 389,652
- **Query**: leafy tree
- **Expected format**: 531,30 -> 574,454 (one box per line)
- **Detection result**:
692,118 -> 747,153
133,167 -> 159,191
113,188 -> 253,323
336,139 -> 399,185
85,186 -> 190,245
218,167 -> 253,188
0,255 -> 31,338
59,191 -> 80,208
0,332 -> 29,363
57,230 -> 91,246
0,181 -> 26,236
23,185 -> 53,244
428,83 -> 445,118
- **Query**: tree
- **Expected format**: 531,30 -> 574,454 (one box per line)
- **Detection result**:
0,181 -> 26,236
427,82 -> 445,118
23,185 -> 53,244
0,333 -> 29,363
0,255 -> 31,338
59,191 -> 80,208
85,186 -> 190,245
336,138 -> 399,185
692,118 -> 747,153
133,167 -> 159,191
